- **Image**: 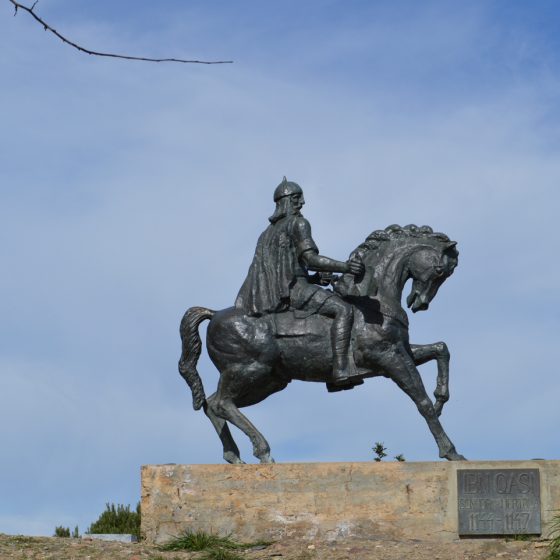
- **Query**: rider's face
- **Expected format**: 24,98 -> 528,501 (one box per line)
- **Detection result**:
290,193 -> 305,212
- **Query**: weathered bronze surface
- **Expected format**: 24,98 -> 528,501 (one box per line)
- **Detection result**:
458,469 -> 541,535
178,178 -> 465,463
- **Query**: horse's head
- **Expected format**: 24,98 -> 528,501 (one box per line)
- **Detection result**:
336,224 -> 458,313
405,239 -> 458,312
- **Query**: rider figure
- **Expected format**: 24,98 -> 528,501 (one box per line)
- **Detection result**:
235,177 -> 365,388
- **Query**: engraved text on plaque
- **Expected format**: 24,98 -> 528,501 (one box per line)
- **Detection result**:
457,469 -> 541,536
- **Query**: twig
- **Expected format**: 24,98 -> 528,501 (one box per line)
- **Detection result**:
8,0 -> 233,64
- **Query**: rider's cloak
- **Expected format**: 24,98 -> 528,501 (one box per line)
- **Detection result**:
235,214 -> 318,316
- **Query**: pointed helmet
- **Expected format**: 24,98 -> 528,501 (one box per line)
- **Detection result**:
273,176 -> 303,202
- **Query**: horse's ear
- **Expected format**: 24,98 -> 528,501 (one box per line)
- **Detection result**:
444,241 -> 459,268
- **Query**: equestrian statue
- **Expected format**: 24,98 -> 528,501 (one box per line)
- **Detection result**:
179,177 -> 466,463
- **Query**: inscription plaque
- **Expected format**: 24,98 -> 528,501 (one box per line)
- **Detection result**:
457,469 -> 541,536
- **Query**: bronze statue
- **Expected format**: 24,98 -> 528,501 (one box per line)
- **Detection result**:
235,177 -> 365,389
179,179 -> 465,464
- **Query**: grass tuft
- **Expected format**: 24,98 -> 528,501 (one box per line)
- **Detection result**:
160,531 -> 228,551
160,530 -> 272,558
507,534 -> 533,542
200,549 -> 245,560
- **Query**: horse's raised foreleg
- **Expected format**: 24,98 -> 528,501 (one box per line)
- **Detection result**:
204,393 -> 244,464
410,341 -> 450,416
384,342 -> 466,461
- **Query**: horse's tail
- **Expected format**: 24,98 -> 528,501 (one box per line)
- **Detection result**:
178,306 -> 215,411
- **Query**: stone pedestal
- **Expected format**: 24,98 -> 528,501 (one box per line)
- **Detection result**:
141,460 -> 560,544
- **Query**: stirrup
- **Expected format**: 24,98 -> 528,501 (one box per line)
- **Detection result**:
326,377 -> 364,393
327,381 -> 353,393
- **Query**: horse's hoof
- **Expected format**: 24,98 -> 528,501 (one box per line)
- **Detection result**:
224,452 -> 245,464
258,454 -> 275,464
446,452 -> 467,461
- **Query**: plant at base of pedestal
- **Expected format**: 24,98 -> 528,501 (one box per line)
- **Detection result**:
86,502 -> 140,539
159,531 -> 272,560
547,513 -> 560,560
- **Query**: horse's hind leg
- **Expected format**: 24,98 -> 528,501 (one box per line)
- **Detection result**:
410,341 -> 450,416
211,365 -> 286,464
214,397 -> 274,464
204,393 -> 244,464
384,342 -> 466,461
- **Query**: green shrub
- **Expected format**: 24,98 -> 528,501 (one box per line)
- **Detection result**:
53,526 -> 70,538
547,513 -> 560,560
372,442 -> 387,462
87,502 -> 141,539
372,442 -> 405,462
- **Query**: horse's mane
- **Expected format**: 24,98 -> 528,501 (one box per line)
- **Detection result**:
350,224 -> 457,261
334,224 -> 458,299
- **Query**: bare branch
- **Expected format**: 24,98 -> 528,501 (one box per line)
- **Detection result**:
8,0 -> 233,65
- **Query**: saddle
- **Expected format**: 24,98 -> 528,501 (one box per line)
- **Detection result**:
272,311 -> 365,392
273,311 -> 324,337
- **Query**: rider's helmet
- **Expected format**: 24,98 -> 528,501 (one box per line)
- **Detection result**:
273,176 -> 303,202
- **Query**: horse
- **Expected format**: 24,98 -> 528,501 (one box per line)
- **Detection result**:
179,224 -> 466,464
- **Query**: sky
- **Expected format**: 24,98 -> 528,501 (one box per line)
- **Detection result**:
1,0 -> 560,537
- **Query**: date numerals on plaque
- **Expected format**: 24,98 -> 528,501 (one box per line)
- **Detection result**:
467,511 -> 531,533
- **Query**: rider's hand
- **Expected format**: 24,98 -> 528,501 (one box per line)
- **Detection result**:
346,257 -> 365,276
318,271 -> 334,286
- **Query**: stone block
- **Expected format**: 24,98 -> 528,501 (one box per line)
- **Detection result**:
141,460 -> 560,544
83,534 -> 138,543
